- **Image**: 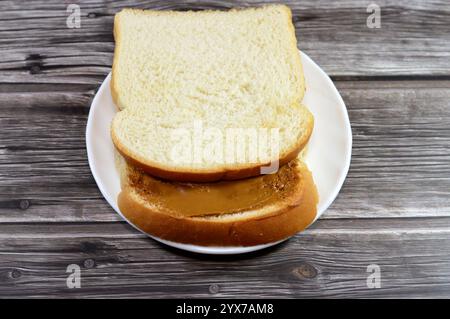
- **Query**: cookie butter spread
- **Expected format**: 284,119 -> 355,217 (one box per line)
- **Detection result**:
127,161 -> 302,218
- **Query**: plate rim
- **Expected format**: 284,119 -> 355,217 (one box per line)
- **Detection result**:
86,50 -> 352,255
301,52 -> 353,224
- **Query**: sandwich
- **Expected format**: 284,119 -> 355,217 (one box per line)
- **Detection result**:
111,5 -> 318,246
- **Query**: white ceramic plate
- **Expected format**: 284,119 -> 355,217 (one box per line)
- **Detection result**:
86,51 -> 352,255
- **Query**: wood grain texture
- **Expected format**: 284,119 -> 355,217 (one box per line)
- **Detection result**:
0,0 -> 449,82
1,81 -> 449,222
1,219 -> 450,298
0,0 -> 449,298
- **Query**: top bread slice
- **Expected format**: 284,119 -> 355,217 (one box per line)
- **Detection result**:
111,5 -> 310,182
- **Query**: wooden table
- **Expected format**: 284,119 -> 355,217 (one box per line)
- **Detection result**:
1,0 -> 449,298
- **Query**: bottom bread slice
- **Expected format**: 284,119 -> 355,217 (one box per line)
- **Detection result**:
118,159 -> 318,246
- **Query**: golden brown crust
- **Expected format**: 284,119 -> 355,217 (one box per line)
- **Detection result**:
111,112 -> 313,182
117,162 -> 318,246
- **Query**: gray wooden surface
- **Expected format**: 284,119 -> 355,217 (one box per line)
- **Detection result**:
0,0 -> 449,298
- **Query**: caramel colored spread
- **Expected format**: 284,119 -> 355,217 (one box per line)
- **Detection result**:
128,162 -> 301,218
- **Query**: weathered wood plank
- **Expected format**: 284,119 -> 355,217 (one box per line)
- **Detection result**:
334,80 -> 450,218
0,219 -> 450,298
0,0 -> 448,80
1,81 -> 449,222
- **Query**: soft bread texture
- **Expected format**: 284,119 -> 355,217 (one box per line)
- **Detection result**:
111,5 -> 311,182
118,159 -> 318,246
112,104 -> 314,182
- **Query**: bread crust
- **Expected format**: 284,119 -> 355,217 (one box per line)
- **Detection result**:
110,11 -> 123,110
117,162 -> 318,246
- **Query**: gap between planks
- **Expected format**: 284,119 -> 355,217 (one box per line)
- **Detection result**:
0,217 -> 449,239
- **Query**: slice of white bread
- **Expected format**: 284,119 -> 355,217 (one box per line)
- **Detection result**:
118,158 -> 318,246
111,5 -> 312,182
